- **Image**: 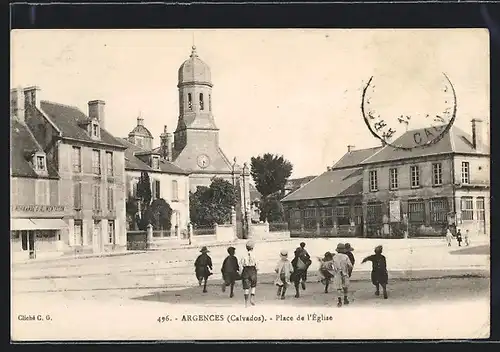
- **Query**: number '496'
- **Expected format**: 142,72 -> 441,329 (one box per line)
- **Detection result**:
157,315 -> 170,323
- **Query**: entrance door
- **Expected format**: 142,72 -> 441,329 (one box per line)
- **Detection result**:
21,230 -> 36,259
93,220 -> 102,253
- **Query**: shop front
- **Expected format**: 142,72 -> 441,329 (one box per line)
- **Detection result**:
10,205 -> 68,261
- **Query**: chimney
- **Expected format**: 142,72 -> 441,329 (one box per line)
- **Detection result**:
471,119 -> 484,152
88,100 -> 106,128
347,145 -> 355,153
23,86 -> 41,110
327,166 -> 332,171
160,125 -> 173,161
10,87 -> 25,122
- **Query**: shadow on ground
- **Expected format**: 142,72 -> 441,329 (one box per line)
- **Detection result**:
132,273 -> 489,308
450,245 -> 489,255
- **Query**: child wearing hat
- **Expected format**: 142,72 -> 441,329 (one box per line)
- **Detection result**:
332,243 -> 353,307
239,240 -> 258,307
344,243 -> 355,277
318,252 -> 335,293
194,246 -> 213,293
361,245 -> 389,299
221,246 -> 240,298
274,249 -> 293,299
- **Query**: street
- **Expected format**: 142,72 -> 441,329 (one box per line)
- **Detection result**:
11,238 -> 490,340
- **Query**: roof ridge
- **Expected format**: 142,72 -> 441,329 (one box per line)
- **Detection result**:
41,100 -> 81,110
281,172 -> 325,202
361,143 -> 388,164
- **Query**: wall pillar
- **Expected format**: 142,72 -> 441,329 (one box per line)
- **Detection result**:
362,201 -> 368,238
146,224 -> 153,249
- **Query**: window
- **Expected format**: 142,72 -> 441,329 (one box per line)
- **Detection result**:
199,93 -> 204,110
36,155 -> 46,171
172,180 -> 178,200
432,163 -> 443,186
92,122 -> 100,138
289,209 -> 302,229
209,94 -> 212,111
92,149 -> 101,175
461,197 -> 474,220
152,180 -> 161,200
410,165 -> 420,187
152,156 -> 160,170
188,93 -> 192,110
461,162 -> 470,184
369,170 -> 378,192
476,197 -> 485,221
336,205 -> 350,225
74,220 -> 83,246
73,182 -> 82,210
93,184 -> 101,210
319,207 -> 333,227
430,198 -> 449,224
108,221 -> 115,245
36,180 -> 49,205
72,147 -> 81,173
389,168 -> 398,190
107,185 -> 114,211
408,200 -> 425,223
367,203 -> 382,223
354,205 -> 363,225
303,208 -> 317,229
106,152 -> 113,176
136,137 -> 143,148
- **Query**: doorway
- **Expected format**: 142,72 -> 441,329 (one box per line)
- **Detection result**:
21,230 -> 36,259
93,220 -> 102,252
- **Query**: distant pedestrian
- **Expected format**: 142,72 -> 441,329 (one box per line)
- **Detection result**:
445,228 -> 453,247
318,252 -> 335,293
299,242 -> 312,289
464,229 -> 470,246
240,240 -> 258,307
456,229 -> 463,247
332,243 -> 353,307
194,246 -> 213,293
362,245 -> 389,299
221,246 -> 240,298
344,243 -> 355,277
274,249 -> 293,300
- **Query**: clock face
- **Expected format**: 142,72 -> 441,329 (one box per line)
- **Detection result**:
197,154 -> 210,169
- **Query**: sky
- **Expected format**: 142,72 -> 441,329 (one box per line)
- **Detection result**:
11,29 -> 489,178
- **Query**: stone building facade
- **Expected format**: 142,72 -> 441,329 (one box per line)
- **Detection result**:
282,122 -> 490,238
10,87 -> 128,259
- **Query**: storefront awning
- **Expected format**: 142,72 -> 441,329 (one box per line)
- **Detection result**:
10,218 -> 66,231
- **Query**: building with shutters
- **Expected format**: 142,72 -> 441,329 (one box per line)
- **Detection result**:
10,86 -> 128,260
281,121 -> 490,238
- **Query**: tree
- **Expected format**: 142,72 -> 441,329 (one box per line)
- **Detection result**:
259,192 -> 285,222
136,171 -> 152,213
190,178 -> 237,226
150,198 -> 173,230
126,199 -> 139,230
250,153 -> 293,198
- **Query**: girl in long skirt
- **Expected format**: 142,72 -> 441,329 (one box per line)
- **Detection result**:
194,246 -> 213,293
240,240 -> 258,307
274,249 -> 293,299
318,252 -> 335,293
332,243 -> 353,307
361,245 -> 389,299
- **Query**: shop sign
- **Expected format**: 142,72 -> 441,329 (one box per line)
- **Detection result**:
11,205 -> 65,213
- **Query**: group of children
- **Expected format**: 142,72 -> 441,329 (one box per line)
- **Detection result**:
445,228 -> 471,247
194,240 -> 389,308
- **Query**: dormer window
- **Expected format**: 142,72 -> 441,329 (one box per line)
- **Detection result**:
91,121 -> 100,139
152,156 -> 160,170
32,152 -> 47,174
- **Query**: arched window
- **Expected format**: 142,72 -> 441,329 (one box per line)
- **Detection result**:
199,93 -> 204,111
209,94 -> 212,111
188,93 -> 192,110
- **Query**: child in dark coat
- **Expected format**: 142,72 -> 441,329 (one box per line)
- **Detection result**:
291,247 -> 308,298
194,246 -> 213,293
299,242 -> 312,289
221,246 -> 240,298
344,243 -> 355,277
361,245 -> 389,299
456,229 -> 463,247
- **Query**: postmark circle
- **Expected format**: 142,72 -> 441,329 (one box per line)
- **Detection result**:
361,73 -> 457,151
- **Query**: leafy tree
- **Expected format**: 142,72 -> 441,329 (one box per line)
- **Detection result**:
150,198 -> 173,230
190,178 -> 237,226
136,171 -> 152,213
259,192 -> 285,222
250,153 -> 293,198
126,199 -> 139,230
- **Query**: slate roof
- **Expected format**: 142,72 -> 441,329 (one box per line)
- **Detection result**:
120,138 -> 190,175
332,146 -> 383,169
11,117 -> 59,179
39,101 -> 127,149
362,125 -> 489,164
129,124 -> 153,138
281,168 -> 364,202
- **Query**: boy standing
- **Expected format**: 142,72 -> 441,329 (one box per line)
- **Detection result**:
332,243 -> 353,307
240,240 -> 258,307
194,246 -> 213,293
344,243 -> 355,277
274,249 -> 293,300
221,246 -> 240,298
299,242 -> 311,289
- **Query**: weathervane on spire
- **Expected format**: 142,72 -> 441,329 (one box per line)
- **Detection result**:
190,32 -> 198,57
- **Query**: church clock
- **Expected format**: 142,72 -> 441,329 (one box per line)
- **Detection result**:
197,154 -> 210,169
